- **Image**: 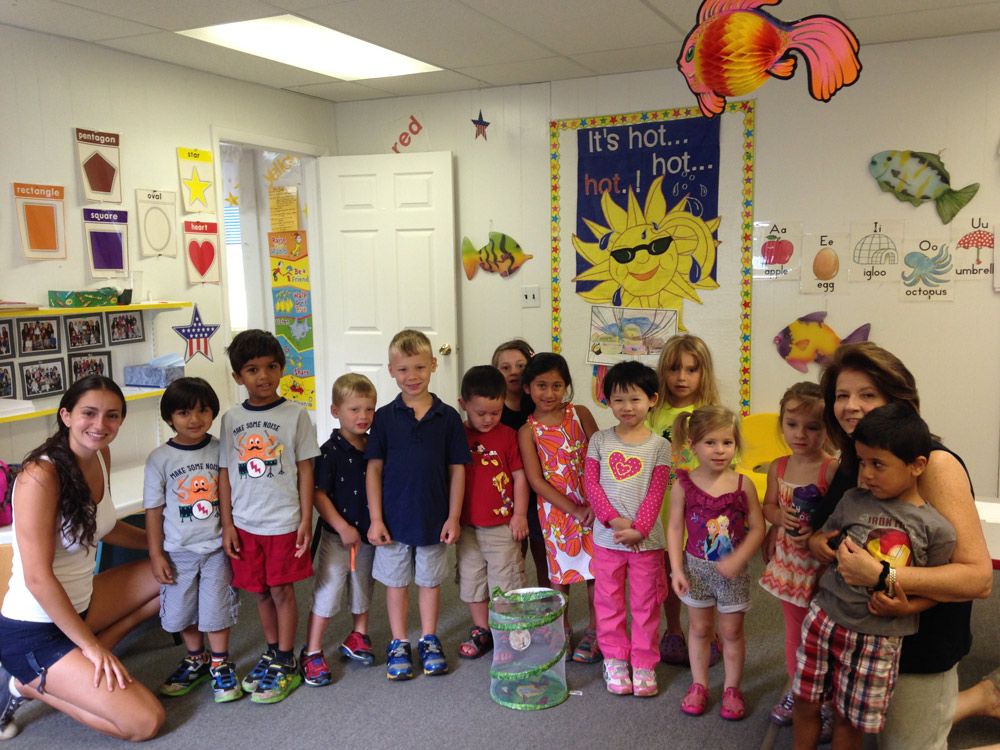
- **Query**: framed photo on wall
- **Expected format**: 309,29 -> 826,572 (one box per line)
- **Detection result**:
15,316 -> 61,358
106,311 -> 145,345
68,350 -> 112,382
64,313 -> 106,352
0,319 -> 13,360
0,362 -> 15,399
19,357 -> 66,399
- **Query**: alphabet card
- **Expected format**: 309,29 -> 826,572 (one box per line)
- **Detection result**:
800,232 -> 846,295
135,189 -> 178,257
950,216 -> 994,280
83,208 -> 129,278
848,219 -> 902,284
76,128 -> 121,203
183,220 -> 219,284
176,147 -> 216,214
13,183 -> 67,260
899,233 -> 954,302
753,221 -> 802,280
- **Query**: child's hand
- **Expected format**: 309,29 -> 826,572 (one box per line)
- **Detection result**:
608,517 -> 632,532
868,581 -> 912,617
715,555 -> 744,579
780,507 -> 800,532
440,518 -> 460,545
149,552 -> 174,585
509,514 -> 529,542
294,518 -> 312,558
612,527 -> 643,550
222,525 -> 241,560
367,520 -> 391,546
573,504 -> 594,528
337,524 -> 361,549
809,529 -> 839,564
671,570 -> 690,598
788,525 -> 813,548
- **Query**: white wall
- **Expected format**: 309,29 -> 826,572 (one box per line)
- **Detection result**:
333,32 -> 1000,495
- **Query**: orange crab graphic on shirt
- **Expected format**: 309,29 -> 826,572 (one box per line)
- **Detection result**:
236,432 -> 285,478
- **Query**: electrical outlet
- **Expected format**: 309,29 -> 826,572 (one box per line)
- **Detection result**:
521,285 -> 540,308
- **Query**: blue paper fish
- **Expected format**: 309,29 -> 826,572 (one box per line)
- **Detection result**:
869,150 -> 979,224
462,232 -> 533,279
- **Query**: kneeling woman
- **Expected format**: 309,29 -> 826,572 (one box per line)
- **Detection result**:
0,376 -> 164,741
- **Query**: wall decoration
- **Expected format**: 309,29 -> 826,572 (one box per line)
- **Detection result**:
19,357 -> 66,400
587,305 -> 678,366
848,219 -> 903,283
900,240 -> 954,302
172,304 -> 219,363
753,221 -> 802,279
183,220 -> 220,284
0,320 -> 13,360
75,128 -> 121,203
13,183 -> 66,260
472,110 -> 490,140
83,208 -> 129,278
462,232 -> 533,279
800,232 -> 845,295
869,150 -> 979,224
106,310 -> 145,345
774,312 -> 870,372
952,220 -> 994,277
136,189 -> 179,257
64,313 -> 105,352
677,0 -> 861,118
0,362 -> 14,399
15,317 -> 60,358
268,186 -> 299,233
177,147 -> 216,213
68,350 -> 111,382
269,230 -> 315,409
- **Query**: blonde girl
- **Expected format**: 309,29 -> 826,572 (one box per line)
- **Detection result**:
758,382 -> 838,728
647,334 -> 721,666
667,406 -> 764,721
517,353 -> 601,663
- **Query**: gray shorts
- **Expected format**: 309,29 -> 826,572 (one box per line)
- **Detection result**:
311,530 -> 375,618
679,552 -> 751,614
159,547 -> 239,633
372,541 -> 448,588
456,524 -> 525,603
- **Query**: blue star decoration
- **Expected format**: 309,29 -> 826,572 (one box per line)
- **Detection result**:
172,304 -> 220,362
472,110 -> 490,140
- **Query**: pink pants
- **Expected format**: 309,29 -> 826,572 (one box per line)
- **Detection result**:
593,545 -> 667,670
781,599 -> 809,679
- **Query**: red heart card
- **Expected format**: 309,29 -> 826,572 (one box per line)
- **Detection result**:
188,240 -> 215,276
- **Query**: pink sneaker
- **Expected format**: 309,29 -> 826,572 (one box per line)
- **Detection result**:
632,667 -> 658,697
602,658 -> 632,695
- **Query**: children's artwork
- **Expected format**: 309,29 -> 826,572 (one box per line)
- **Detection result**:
753,221 -> 802,280
106,311 -> 145,345
900,239 -> 954,302
869,150 -> 979,224
461,232 -> 533,279
952,220 -> 995,277
15,317 -> 61,358
68,350 -> 111,383
269,230 -> 315,409
177,147 -> 216,213
848,219 -> 903,283
0,362 -> 14,399
13,183 -> 67,260
64,313 -> 105,352
677,0 -> 861,118
183,220 -> 220,284
19,358 -> 66,400
0,320 -> 13,360
172,305 -> 219,362
83,208 -> 129,278
75,128 -> 121,203
587,305 -> 678,366
471,110 -> 490,140
774,312 -> 870,372
800,232 -> 845,295
136,189 -> 179,257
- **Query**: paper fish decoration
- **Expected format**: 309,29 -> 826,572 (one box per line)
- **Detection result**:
677,0 -> 861,118
461,232 -> 533,279
774,311 -> 870,372
869,150 -> 979,225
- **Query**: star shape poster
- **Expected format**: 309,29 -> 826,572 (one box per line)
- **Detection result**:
177,147 -> 216,214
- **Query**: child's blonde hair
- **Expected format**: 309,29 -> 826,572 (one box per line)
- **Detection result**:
389,329 -> 432,357
655,334 -> 720,407
673,405 -> 742,454
491,338 -> 534,368
332,373 -> 376,406
778,381 -> 831,452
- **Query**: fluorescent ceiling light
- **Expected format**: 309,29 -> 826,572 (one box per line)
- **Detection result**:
178,15 -> 440,80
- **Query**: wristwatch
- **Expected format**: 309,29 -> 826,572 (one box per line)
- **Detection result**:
874,560 -> 891,592
886,566 -> 897,598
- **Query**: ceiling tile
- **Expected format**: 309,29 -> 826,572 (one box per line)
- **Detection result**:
570,43 -> 678,77
458,56 -> 593,87
848,5 -> 1000,44
60,0 -> 279,32
0,0 -> 159,41
357,68 -> 487,97
284,80 -> 395,102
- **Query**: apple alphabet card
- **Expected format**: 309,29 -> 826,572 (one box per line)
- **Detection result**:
13,183 -> 67,260
76,128 -> 122,203
753,221 -> 802,280
136,189 -> 179,257
177,147 -> 216,214
83,208 -> 129,278
183,220 -> 219,284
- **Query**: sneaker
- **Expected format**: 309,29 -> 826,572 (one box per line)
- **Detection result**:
632,667 -> 658,698
241,650 -> 274,693
209,662 -> 244,703
659,632 -> 689,666
0,667 -> 25,740
339,631 -> 375,666
770,689 -> 795,726
571,629 -> 602,664
819,701 -> 834,744
299,648 -> 332,687
160,655 -> 211,697
251,658 -> 302,704
720,686 -> 746,721
386,639 -> 414,681
417,634 -> 449,676
603,658 -> 632,695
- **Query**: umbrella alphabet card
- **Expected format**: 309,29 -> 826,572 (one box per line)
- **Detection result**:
13,183 -> 67,259
183,220 -> 220,284
83,208 -> 129,278
177,147 -> 216,214
136,189 -> 179,257
76,128 -> 122,203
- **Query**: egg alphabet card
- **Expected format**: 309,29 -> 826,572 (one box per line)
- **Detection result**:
800,232 -> 846,295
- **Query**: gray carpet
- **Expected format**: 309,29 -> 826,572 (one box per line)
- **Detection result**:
8,556 -> 998,749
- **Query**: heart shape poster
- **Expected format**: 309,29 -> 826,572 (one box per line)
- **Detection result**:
608,451 -> 642,481
183,220 -> 219,284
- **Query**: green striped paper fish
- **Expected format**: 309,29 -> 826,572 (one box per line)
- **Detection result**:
461,232 -> 533,279
869,150 -> 979,224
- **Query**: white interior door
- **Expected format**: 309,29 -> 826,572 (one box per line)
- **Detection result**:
316,151 -> 459,437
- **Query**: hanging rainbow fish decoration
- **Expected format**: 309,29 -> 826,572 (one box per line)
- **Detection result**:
677,0 -> 862,118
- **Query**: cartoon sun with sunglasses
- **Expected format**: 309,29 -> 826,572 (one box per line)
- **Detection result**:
572,175 -> 720,328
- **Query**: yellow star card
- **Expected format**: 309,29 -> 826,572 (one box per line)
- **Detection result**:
176,147 -> 216,214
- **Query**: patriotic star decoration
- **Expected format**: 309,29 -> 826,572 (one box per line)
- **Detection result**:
471,110 -> 490,140
173,304 -> 220,362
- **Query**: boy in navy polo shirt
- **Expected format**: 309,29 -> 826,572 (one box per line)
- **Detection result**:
365,329 -> 471,680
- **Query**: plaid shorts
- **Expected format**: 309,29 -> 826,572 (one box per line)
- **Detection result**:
793,601 -> 902,733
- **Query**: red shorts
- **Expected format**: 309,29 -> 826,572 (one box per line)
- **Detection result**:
230,529 -> 313,593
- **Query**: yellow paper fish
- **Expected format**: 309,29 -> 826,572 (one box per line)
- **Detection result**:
774,312 -> 870,372
462,232 -> 533,279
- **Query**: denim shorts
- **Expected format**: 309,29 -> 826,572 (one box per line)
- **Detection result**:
0,611 -> 85,689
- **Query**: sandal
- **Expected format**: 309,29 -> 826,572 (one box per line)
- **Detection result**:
571,629 -> 601,664
720,686 -> 746,721
458,626 -> 493,659
659,632 -> 689,666
681,682 -> 709,716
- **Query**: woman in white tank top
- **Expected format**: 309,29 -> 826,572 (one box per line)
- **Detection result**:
0,376 -> 164,741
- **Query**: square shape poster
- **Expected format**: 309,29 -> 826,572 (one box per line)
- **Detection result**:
83,208 -> 129,278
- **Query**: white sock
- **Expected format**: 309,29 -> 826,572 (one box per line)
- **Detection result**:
8,676 -> 21,698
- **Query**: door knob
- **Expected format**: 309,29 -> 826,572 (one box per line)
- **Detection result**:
438,343 -> 452,355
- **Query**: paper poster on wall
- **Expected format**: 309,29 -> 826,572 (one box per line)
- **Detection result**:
268,186 -> 299,232
848,219 -> 903,283
951,217 -> 994,279
800,232 -> 845,295
75,128 -> 121,203
183,220 -> 220,284
899,234 -> 954,302
13,183 -> 66,260
587,305 -> 678,366
177,147 -> 216,213
269,230 -> 315,410
774,311 -> 870,372
172,304 -> 219,362
135,189 -> 178,257
869,150 -> 979,224
83,208 -> 129,278
753,221 -> 802,280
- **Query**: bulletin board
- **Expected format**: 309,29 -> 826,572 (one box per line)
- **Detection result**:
549,101 -> 755,414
